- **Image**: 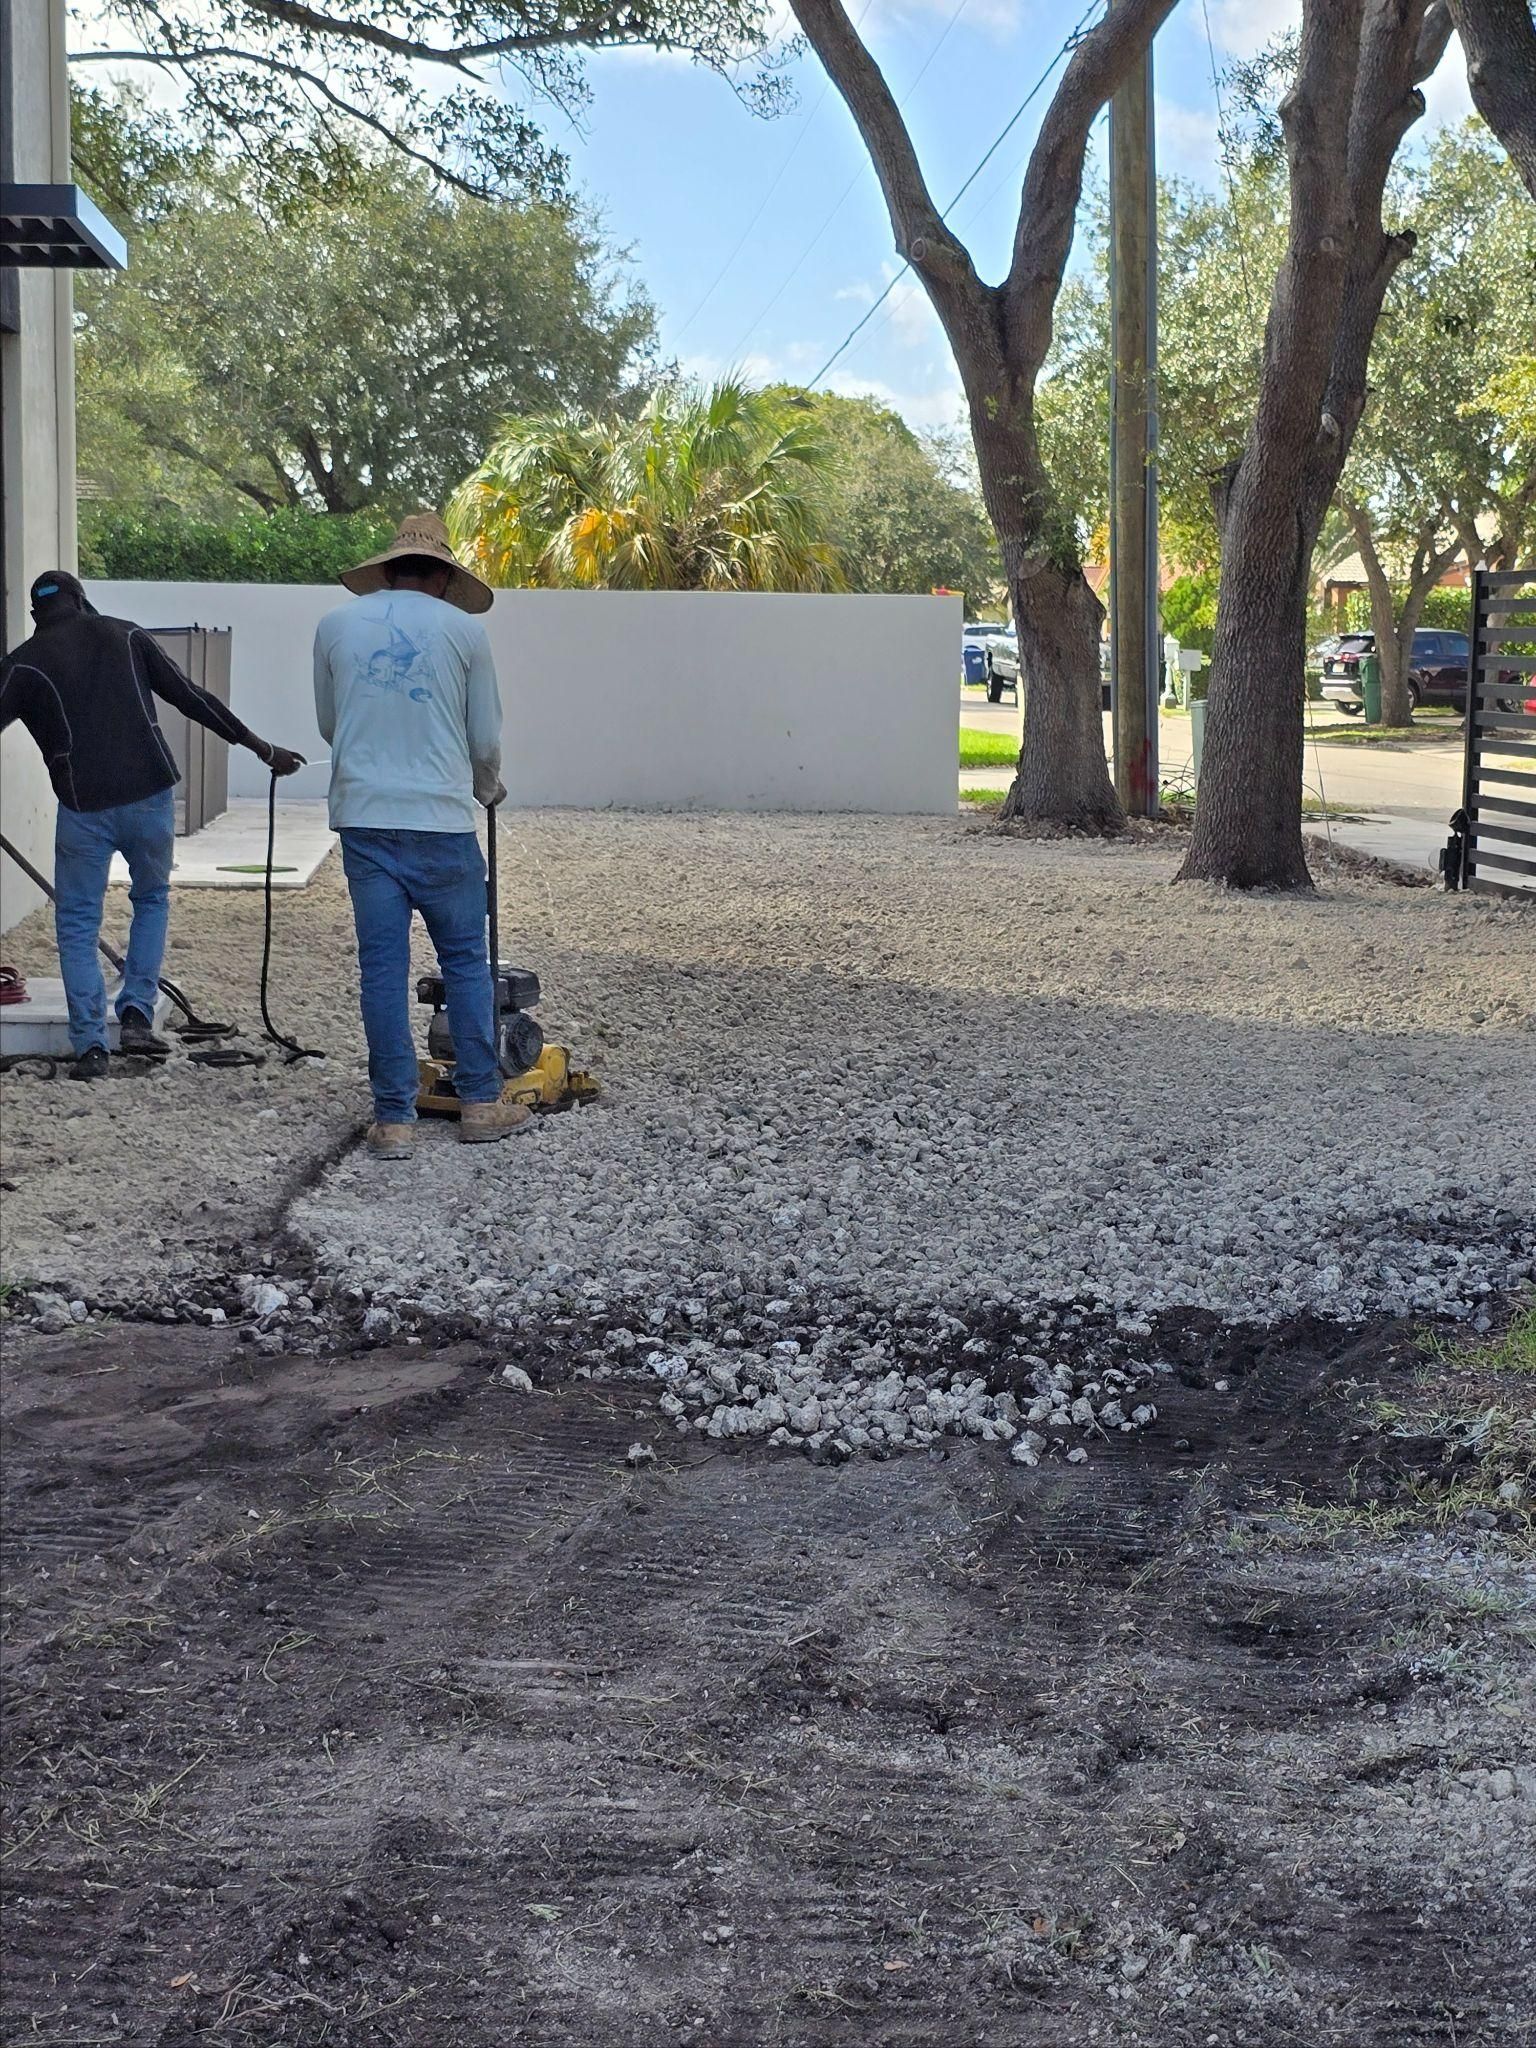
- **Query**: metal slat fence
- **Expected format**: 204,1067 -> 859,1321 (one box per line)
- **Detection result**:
1443,568 -> 1536,896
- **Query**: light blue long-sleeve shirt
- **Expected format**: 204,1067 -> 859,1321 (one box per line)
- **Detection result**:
313,590 -> 502,832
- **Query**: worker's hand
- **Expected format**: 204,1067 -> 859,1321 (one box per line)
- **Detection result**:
475,769 -> 507,808
262,744 -> 306,777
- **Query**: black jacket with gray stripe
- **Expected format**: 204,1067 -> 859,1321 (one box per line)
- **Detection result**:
0,613 -> 263,813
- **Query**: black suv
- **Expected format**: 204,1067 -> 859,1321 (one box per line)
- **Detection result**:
1320,628 -> 1470,713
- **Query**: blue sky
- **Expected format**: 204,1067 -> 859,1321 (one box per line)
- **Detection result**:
77,0 -> 1477,438
557,0 -> 1475,431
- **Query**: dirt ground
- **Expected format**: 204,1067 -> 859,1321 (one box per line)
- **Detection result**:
2,1301 -> 1531,2048
2,818 -> 1533,2046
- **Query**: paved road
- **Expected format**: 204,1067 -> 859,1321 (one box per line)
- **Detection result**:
958,684 -> 1480,821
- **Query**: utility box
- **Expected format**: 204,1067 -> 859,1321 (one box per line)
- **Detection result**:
148,627 -> 232,836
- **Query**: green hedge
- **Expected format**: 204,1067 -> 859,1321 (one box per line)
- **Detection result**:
1336,584 -> 1472,636
79,506 -> 396,584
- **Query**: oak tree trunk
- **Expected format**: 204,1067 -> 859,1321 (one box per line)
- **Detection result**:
1448,0 -> 1536,200
967,401 -> 1120,831
1178,0 -> 1451,889
788,0 -> 1175,833
1355,524 -> 1418,724
1184,487 -> 1314,890
999,557 -> 1115,827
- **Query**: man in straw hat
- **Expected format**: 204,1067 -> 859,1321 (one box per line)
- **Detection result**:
314,510 -> 527,1157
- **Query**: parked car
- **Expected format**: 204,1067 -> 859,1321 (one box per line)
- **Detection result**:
985,633 -> 1115,710
983,630 -> 1020,703
962,622 -> 1011,688
1320,628 -> 1470,713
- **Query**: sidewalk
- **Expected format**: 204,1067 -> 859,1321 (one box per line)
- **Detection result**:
1317,813 -> 1446,875
109,798 -> 335,891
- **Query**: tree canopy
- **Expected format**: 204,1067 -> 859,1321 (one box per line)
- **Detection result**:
70,0 -> 785,203
774,391 -> 999,608
448,378 -> 847,591
1333,120 -> 1532,715
74,115 -> 657,519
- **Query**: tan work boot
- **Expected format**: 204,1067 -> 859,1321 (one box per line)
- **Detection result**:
459,1097 -> 534,1144
366,1121 -> 415,1161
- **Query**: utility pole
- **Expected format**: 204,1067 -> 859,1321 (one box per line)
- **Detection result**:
1108,15 -> 1159,817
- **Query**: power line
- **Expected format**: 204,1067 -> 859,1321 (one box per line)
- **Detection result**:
807,0 -> 1105,388
839,96 -> 1110,371
673,0 -> 880,348
1199,0 -> 1259,325
723,0 -> 979,363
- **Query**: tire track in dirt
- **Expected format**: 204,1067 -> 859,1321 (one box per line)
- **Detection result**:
2,1316 -> 1530,2047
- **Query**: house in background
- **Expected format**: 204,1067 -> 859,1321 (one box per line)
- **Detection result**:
0,0 -> 126,932
1316,515 -> 1500,630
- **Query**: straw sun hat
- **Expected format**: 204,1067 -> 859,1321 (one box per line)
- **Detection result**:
340,510 -> 493,615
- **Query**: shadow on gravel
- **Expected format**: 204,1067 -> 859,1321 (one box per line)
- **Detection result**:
2,1311 -> 1531,2048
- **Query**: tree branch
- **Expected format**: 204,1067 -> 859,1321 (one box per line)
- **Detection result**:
70,44 -> 497,199
1447,0 -> 1536,200
786,0 -> 981,324
1004,0 -> 1178,382
238,0 -> 666,66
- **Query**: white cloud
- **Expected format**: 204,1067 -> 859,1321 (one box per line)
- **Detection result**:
1202,0 -> 1476,141
885,266 -> 941,348
823,365 -> 966,430
1205,0 -> 1298,61
679,341 -> 966,433
1155,97 -> 1220,178
833,261 -> 941,351
859,0 -> 1029,40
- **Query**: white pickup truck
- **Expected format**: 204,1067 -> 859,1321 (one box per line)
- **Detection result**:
983,631 -> 1115,710
980,629 -> 1020,703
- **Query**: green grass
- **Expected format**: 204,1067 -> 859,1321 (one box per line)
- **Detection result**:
958,727 -> 1020,770
1308,717 -> 1463,746
1419,1305 -> 1536,1378
960,785 -> 1358,821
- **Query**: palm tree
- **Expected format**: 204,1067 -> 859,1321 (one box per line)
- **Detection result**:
447,378 -> 847,592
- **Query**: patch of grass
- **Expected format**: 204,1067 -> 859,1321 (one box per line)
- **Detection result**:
1368,1306 -> 1536,1528
1279,1499 -> 1416,1547
959,727 -> 1020,770
959,786 -> 1007,808
1307,720 -> 1463,746
1419,1305 -> 1536,1378
1158,792 -> 1365,823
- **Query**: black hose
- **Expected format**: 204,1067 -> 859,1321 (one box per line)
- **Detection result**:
258,770 -> 325,1064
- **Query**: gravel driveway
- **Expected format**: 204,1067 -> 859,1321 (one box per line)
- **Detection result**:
4,812 -> 1532,1337
289,814 -> 1534,1342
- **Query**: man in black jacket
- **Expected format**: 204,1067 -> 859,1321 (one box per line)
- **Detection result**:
0,571 -> 304,1079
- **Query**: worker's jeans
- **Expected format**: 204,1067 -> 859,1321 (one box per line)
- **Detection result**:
53,789 -> 175,1055
339,828 -> 500,1125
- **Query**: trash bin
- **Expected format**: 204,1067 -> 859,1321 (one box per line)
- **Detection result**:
1191,697 -> 1206,782
1359,652 -> 1382,724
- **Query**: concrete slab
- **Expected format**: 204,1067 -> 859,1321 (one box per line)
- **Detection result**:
0,978 -> 173,1058
110,800 -> 335,891
1319,813 -> 1448,875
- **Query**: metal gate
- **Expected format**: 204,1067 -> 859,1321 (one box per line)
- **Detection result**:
1444,568 -> 1536,896
147,626 -> 232,837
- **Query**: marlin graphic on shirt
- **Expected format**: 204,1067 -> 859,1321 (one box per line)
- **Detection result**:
359,610 -> 435,703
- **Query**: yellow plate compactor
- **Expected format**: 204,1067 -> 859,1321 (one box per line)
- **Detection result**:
415,807 -> 598,1118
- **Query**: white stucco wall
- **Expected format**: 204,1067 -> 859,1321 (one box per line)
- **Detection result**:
85,584 -> 960,815
1,0 -> 78,932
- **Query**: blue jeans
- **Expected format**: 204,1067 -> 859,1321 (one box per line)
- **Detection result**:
54,789 -> 176,1056
339,828 -> 499,1124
